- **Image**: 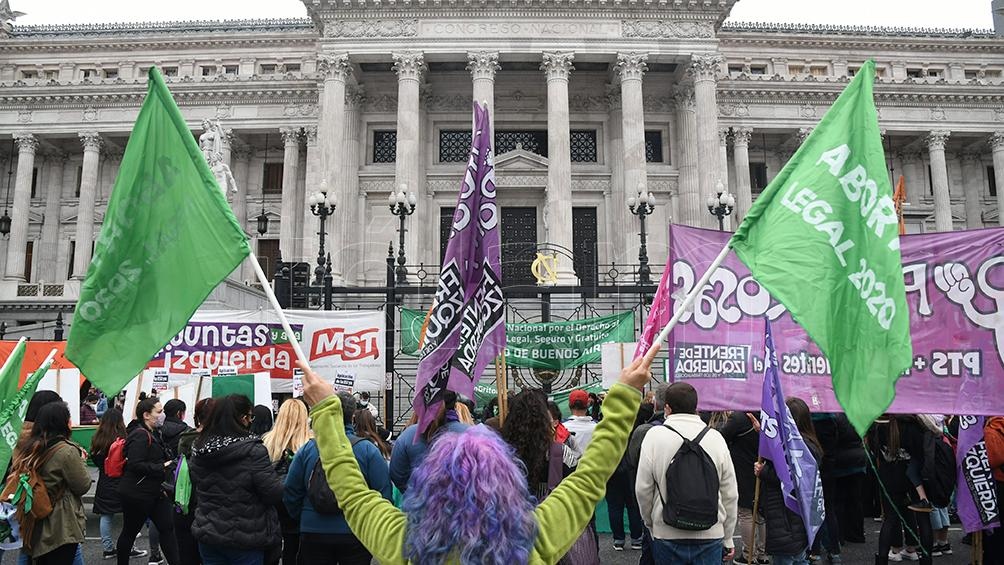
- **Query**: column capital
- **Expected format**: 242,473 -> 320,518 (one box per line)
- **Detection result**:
691,54 -> 724,83
280,127 -> 302,146
926,130 -> 951,151
467,51 -> 500,81
78,132 -> 103,152
718,127 -> 730,147
616,52 -> 647,81
541,52 -> 574,81
317,54 -> 352,81
12,132 -> 38,154
392,52 -> 426,81
733,126 -> 753,146
303,125 -> 318,146
231,145 -> 253,161
673,86 -> 695,112
898,150 -> 923,162
989,131 -> 1004,151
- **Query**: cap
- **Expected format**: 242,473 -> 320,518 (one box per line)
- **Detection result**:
569,389 -> 591,409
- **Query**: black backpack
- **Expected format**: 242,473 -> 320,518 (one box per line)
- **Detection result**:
924,436 -> 956,508
659,425 -> 720,531
307,437 -> 365,514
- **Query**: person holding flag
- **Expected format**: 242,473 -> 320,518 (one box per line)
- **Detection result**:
754,319 -> 825,565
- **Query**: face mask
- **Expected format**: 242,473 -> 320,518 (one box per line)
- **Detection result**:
155,413 -> 166,428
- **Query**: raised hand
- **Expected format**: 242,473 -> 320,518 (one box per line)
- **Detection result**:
296,359 -> 335,408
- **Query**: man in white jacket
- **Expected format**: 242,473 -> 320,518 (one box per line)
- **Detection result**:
635,382 -> 739,564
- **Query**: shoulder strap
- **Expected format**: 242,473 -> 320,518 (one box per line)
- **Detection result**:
665,424 -> 711,446
693,427 -> 711,446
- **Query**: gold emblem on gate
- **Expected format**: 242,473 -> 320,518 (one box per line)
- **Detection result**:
531,253 -> 559,285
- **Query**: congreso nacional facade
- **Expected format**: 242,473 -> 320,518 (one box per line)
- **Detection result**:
2,0 -> 1004,329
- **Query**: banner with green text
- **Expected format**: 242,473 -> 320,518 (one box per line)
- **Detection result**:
401,309 -> 634,370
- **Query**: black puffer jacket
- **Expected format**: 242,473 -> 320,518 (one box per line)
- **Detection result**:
90,448 -> 122,515
758,442 -> 823,556
189,434 -> 283,549
118,421 -> 171,502
721,411 -> 760,509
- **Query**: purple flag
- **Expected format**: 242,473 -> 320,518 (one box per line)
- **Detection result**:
759,318 -> 826,549
413,102 -> 506,433
956,415 -> 1000,533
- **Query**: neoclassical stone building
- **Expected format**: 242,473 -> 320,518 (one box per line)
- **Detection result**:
1,0 -> 1004,327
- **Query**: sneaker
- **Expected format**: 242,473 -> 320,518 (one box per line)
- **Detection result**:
613,540 -> 624,551
940,542 -> 952,555
931,545 -> 943,557
962,533 -> 972,546
102,550 -> 117,560
908,499 -> 934,512
148,554 -> 163,565
129,549 -> 147,559
887,550 -> 903,562
900,549 -> 920,561
630,538 -> 643,550
828,553 -> 842,564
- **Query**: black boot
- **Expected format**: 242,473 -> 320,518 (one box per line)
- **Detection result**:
874,552 -> 888,565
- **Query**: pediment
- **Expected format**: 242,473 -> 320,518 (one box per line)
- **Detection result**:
495,148 -> 549,171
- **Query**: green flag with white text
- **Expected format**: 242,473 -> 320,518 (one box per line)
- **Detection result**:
0,343 -> 52,469
66,67 -> 251,395
730,60 -> 912,436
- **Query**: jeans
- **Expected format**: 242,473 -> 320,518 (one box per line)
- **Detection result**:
604,467 -> 643,542
149,520 -> 161,557
296,533 -> 371,565
17,546 -> 82,565
737,506 -> 765,561
770,550 -> 809,565
100,514 -> 115,552
117,496 -> 180,565
199,543 -> 264,565
651,538 -> 723,565
174,510 -> 201,565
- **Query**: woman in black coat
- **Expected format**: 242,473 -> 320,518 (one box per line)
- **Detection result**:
115,398 -> 181,565
754,398 -> 824,565
189,394 -> 283,565
90,408 -> 147,560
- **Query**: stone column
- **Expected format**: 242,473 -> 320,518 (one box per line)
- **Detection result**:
72,132 -> 102,279
719,127 -> 730,190
39,155 -> 66,282
278,127 -> 301,259
927,131 -> 953,232
991,132 -> 1004,227
317,54 -> 351,273
468,51 -> 500,135
393,52 -> 426,281
340,87 -> 364,284
899,151 -> 924,204
607,85 -> 629,263
541,51 -> 577,283
617,52 -> 649,204
5,133 -> 38,281
693,55 -> 724,214
301,126 -> 320,269
231,146 -> 252,281
674,86 -> 702,227
732,127 -> 753,220
962,152 -> 985,229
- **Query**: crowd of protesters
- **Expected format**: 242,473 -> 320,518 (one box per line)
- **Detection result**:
2,347 -> 1003,565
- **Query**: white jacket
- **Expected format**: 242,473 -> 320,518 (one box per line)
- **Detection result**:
635,413 -> 739,548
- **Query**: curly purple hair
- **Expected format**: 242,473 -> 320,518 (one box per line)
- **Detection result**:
402,424 -> 538,564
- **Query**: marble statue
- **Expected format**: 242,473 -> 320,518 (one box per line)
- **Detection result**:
200,119 -> 238,200
0,0 -> 26,37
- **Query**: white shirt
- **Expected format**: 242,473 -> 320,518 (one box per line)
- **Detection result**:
563,415 -> 598,460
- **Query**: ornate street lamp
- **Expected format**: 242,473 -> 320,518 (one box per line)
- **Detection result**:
388,185 -> 417,285
308,180 -> 337,286
0,139 -> 13,237
256,205 -> 269,236
628,190 -> 656,285
706,180 -> 736,231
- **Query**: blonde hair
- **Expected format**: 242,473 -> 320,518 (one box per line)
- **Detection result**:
455,403 -> 475,425
262,399 -> 312,462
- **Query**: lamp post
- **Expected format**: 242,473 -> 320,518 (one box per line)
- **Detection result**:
0,139 -> 14,237
388,185 -> 416,285
628,190 -> 656,285
706,180 -> 735,231
308,181 -> 337,285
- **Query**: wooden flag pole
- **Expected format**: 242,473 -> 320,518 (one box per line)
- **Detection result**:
749,456 -> 764,564
651,244 -> 732,351
495,353 -> 508,426
247,250 -> 310,368
973,530 -> 983,565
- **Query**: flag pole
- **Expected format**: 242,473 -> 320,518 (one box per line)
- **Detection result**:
495,353 -> 508,426
37,348 -> 58,373
749,456 -> 763,564
246,251 -> 310,368
650,243 -> 732,350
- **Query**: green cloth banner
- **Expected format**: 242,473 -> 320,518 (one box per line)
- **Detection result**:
471,381 -> 605,420
401,309 -> 634,370
730,59 -> 912,436
0,345 -> 54,469
212,374 -> 256,400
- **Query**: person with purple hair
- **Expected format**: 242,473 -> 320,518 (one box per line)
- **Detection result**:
297,343 -> 660,565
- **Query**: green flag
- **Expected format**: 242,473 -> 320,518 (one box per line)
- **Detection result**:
730,60 -> 912,436
66,67 -> 251,395
0,346 -> 54,468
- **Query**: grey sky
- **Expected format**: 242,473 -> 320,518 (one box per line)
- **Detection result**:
15,0 -> 995,29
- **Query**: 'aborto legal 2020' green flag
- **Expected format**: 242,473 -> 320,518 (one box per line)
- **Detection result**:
730,59 -> 912,436
66,67 -> 251,395
0,341 -> 54,468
